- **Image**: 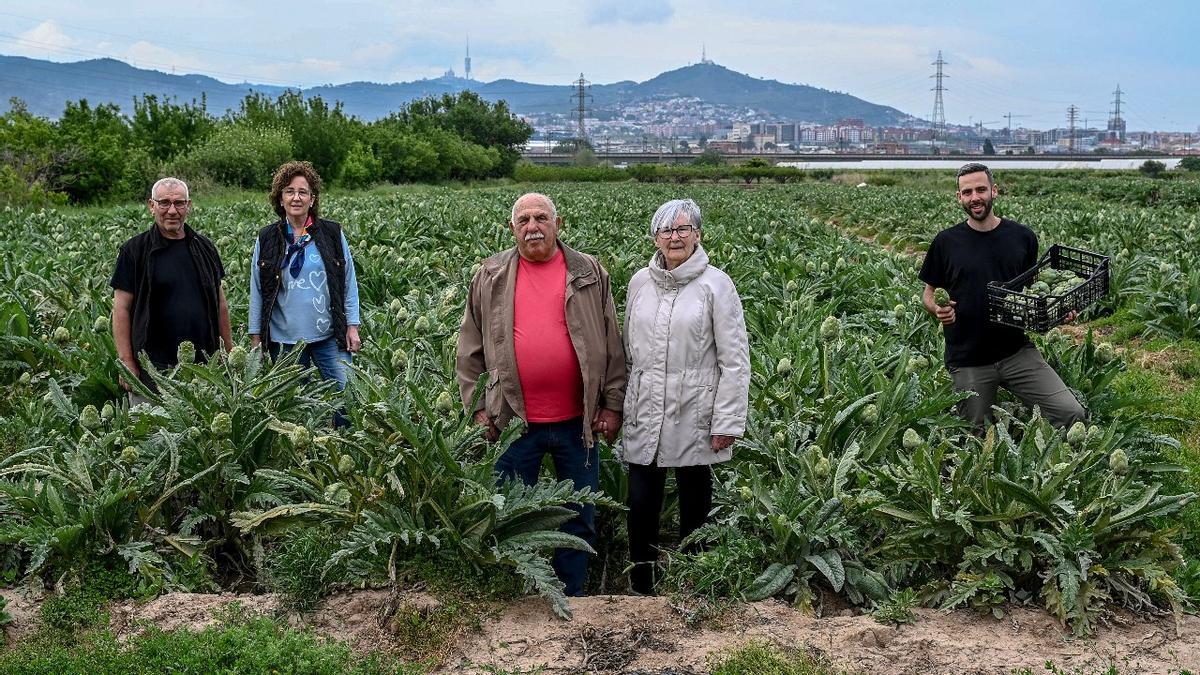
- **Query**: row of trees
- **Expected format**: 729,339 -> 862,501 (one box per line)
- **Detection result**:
0,91 -> 533,205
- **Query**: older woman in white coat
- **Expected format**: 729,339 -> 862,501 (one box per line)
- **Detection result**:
622,198 -> 750,595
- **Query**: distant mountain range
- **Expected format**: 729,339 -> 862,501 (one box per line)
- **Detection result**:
0,54 -> 915,126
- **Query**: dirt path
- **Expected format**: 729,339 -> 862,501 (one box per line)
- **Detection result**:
4,588 -> 1197,673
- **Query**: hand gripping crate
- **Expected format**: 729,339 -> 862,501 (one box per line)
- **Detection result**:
987,244 -> 1109,333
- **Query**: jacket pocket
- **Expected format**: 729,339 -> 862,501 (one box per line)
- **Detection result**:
694,383 -> 717,431
484,369 -> 503,419
627,370 -> 644,427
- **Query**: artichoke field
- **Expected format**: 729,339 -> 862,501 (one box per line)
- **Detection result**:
0,181 -> 1193,632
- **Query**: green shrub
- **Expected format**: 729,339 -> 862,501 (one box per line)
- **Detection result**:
171,123 -> 291,189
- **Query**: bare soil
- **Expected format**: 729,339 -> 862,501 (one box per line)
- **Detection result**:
4,587 -> 1198,673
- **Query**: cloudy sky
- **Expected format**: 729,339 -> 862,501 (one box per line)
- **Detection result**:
2,1 -> 1197,130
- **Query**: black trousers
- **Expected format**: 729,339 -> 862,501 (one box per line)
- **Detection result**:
627,462 -> 713,594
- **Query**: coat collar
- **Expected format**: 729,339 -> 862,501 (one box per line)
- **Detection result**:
649,243 -> 708,289
485,241 -> 595,283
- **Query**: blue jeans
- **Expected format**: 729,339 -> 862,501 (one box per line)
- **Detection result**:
494,417 -> 598,596
269,337 -> 352,428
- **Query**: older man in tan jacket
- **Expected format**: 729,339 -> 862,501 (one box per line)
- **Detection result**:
456,192 -> 627,596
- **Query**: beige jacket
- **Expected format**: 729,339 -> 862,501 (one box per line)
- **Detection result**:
621,244 -> 750,467
456,242 -> 627,447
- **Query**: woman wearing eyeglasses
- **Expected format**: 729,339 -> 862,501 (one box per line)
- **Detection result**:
249,161 -> 361,427
621,198 -> 750,595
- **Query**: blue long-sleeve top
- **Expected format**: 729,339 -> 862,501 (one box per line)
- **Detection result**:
248,228 -> 360,343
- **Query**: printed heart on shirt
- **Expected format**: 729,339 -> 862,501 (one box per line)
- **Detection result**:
309,270 -> 327,291
312,295 -> 327,314
316,317 -> 330,333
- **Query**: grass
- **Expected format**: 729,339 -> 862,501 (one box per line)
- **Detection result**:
265,526 -> 347,612
0,607 -> 421,675
708,640 -> 843,675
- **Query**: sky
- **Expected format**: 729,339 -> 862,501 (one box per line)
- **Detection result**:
1,1 -> 1198,131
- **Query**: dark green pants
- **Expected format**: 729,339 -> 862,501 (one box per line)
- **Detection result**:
949,344 -> 1087,430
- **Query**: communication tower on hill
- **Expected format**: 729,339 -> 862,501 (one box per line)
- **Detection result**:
464,36 -> 472,81
570,73 -> 592,149
930,51 -> 948,152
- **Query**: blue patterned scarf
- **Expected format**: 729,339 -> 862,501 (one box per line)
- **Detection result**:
281,217 -> 314,279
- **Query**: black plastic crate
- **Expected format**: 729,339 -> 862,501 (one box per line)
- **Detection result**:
987,244 -> 1109,333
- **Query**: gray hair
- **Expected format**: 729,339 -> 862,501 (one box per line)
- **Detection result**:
510,192 -> 557,224
649,198 -> 702,238
150,177 -> 190,200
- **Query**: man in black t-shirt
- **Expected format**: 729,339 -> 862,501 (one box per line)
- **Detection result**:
918,163 -> 1085,430
110,177 -> 232,399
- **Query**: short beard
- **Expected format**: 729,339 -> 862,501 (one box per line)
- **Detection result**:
962,198 -> 993,222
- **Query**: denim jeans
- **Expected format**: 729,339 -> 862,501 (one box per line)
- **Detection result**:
269,336 -> 352,427
494,417 -> 598,596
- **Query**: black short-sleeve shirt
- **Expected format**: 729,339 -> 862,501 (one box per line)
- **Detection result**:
919,218 -> 1038,367
111,236 -> 224,368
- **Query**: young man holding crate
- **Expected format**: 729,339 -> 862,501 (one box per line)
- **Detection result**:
919,163 -> 1086,430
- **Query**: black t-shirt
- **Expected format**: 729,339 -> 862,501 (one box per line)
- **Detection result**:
111,236 -> 223,368
919,218 -> 1038,367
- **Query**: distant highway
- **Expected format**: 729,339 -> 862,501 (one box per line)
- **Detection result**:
521,152 -> 1184,170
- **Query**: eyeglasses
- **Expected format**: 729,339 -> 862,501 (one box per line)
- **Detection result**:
655,225 -> 695,239
283,188 -> 312,198
153,199 -> 190,210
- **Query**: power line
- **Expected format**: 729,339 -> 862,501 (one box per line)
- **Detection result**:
1066,104 -> 1080,151
569,73 -> 591,148
929,50 -> 947,151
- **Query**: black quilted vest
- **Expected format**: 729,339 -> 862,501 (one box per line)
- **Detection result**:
255,218 -> 348,350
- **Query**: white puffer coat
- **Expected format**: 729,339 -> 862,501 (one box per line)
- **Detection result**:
621,244 -> 750,467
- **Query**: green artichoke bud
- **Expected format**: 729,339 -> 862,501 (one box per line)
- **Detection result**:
902,428 -> 922,450
18,371 -> 31,385
933,288 -> 951,307
1065,422 -> 1086,447
834,257 -> 846,272
414,316 -> 431,333
210,412 -> 232,438
819,316 -> 841,343
177,340 -> 196,365
893,303 -> 905,320
1109,448 -> 1129,476
785,279 -> 798,292
738,486 -> 753,502
390,348 -> 408,369
775,357 -> 793,377
119,446 -> 139,465
805,261 -> 816,274
1159,262 -> 1172,275
93,315 -> 109,333
814,456 -> 831,479
323,482 -> 351,506
772,431 -> 785,447
1086,424 -> 1102,445
100,403 -> 114,421
228,345 -> 248,369
395,306 -> 410,323
1190,303 -> 1199,316
1094,342 -> 1116,364
859,403 -> 879,425
820,261 -> 830,274
388,298 -> 403,313
186,426 -> 202,441
288,426 -> 311,449
905,355 -> 928,375
435,391 -> 454,413
337,454 -> 355,474
52,326 -> 70,344
79,404 -> 102,429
